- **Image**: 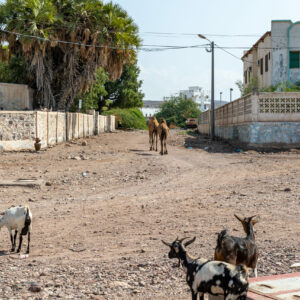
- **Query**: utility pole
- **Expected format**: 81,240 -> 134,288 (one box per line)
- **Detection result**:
220,91 -> 222,107
211,41 -> 215,140
198,34 -> 215,140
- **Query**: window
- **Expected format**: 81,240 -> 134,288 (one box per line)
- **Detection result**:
265,54 -> 268,72
260,58 -> 263,75
290,52 -> 300,68
268,52 -> 271,60
244,70 -> 247,84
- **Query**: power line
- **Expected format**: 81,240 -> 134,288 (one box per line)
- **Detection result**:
0,28 -> 138,50
215,44 -> 253,64
2,28 -> 300,60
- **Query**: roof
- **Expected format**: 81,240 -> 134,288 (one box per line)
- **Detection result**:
242,31 -> 271,60
143,100 -> 164,108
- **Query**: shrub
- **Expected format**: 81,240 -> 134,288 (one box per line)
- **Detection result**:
102,108 -> 147,129
155,96 -> 201,128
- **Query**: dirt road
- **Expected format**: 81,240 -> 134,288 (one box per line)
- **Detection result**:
0,130 -> 299,299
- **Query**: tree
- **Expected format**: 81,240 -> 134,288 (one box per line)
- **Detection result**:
155,96 -> 201,128
103,62 -> 144,111
0,0 -> 140,110
71,67 -> 108,112
235,77 -> 259,96
0,55 -> 28,84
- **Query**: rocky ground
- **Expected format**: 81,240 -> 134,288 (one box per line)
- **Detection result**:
0,129 -> 299,299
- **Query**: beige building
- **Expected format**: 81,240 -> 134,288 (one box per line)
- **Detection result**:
242,20 -> 300,89
0,82 -> 33,111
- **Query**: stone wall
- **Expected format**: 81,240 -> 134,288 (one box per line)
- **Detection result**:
0,112 -> 36,151
198,92 -> 300,149
0,111 -> 115,151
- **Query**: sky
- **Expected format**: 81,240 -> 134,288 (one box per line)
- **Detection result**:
107,0 -> 300,101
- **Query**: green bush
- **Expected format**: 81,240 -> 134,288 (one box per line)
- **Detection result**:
102,108 -> 147,129
155,96 -> 201,128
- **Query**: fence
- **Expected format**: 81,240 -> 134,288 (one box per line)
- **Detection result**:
198,92 -> 300,148
0,111 -> 115,151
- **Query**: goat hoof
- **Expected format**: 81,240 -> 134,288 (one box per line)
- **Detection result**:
16,249 -> 20,253
10,248 -> 15,252
160,152 -> 163,155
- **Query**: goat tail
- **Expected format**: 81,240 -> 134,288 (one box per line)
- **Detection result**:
216,229 -> 227,248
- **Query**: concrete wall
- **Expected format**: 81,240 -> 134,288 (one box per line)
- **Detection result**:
271,20 -> 292,86
0,111 -> 116,151
289,22 -> 300,84
198,92 -> 300,148
0,83 -> 33,111
258,36 -> 272,88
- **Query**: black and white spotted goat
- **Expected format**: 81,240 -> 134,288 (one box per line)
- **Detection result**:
162,237 -> 249,300
0,205 -> 32,254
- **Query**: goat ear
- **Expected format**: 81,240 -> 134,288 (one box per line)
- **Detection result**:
184,237 -> 196,247
234,214 -> 243,223
251,218 -> 259,225
161,240 -> 172,247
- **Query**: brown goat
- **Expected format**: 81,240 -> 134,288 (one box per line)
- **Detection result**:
214,214 -> 259,277
158,118 -> 169,155
147,116 -> 159,151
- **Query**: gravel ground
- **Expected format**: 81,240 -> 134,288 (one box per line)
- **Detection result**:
0,129 -> 299,299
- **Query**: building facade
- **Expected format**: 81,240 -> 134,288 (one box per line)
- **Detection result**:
179,86 -> 211,111
141,100 -> 164,117
243,20 -> 300,89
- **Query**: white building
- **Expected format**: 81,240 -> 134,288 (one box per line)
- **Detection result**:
243,20 -> 300,89
179,86 -> 211,111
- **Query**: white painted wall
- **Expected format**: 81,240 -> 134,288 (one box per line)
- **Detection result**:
271,20 -> 292,86
289,22 -> 300,84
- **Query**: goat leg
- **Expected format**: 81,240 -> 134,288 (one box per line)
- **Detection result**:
26,232 -> 30,254
13,230 -> 18,252
191,292 -> 197,300
254,267 -> 258,278
160,136 -> 164,155
9,229 -> 14,252
17,234 -> 23,253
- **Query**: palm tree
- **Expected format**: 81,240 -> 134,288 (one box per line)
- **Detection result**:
0,0 -> 140,110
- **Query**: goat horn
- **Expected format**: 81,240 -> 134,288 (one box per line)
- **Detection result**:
179,237 -> 190,243
184,237 -> 196,247
249,215 -> 257,219
234,214 -> 243,222
161,240 -> 172,247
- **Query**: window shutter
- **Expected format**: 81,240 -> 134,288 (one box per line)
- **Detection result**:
290,52 -> 299,68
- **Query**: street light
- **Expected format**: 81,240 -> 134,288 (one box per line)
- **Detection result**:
198,34 -> 215,140
230,88 -> 233,102
220,92 -> 222,106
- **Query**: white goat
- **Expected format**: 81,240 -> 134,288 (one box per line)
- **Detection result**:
0,205 -> 32,254
162,237 -> 249,300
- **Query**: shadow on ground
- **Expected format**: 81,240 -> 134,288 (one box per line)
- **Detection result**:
184,132 -> 236,154
0,251 -> 10,256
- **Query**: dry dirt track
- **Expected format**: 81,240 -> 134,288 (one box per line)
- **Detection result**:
0,129 -> 299,299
